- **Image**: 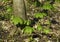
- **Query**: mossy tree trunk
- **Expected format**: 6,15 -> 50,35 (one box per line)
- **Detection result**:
13,0 -> 27,20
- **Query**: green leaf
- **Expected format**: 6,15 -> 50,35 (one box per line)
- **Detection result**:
27,20 -> 31,25
7,8 -> 12,12
6,6 -> 13,12
23,26 -> 34,34
11,16 -> 23,25
24,20 -> 31,25
34,13 -> 47,18
42,3 -> 53,10
43,29 -> 51,34
37,25 -> 42,31
5,5 -> 13,13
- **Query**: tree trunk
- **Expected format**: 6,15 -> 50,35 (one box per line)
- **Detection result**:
13,0 -> 27,20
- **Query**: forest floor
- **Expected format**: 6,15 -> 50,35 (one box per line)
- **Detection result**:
0,0 -> 60,42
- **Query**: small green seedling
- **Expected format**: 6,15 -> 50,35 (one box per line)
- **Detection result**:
34,13 -> 47,18
23,26 -> 34,35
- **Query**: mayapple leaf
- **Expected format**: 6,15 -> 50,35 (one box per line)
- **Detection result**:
7,8 -> 12,12
43,29 -> 51,34
37,25 -> 42,31
24,20 -> 31,25
34,13 -> 47,18
23,26 -> 34,34
42,3 -> 53,10
26,20 -> 31,25
11,16 -> 23,25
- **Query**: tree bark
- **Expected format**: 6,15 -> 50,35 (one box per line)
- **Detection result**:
13,0 -> 27,20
